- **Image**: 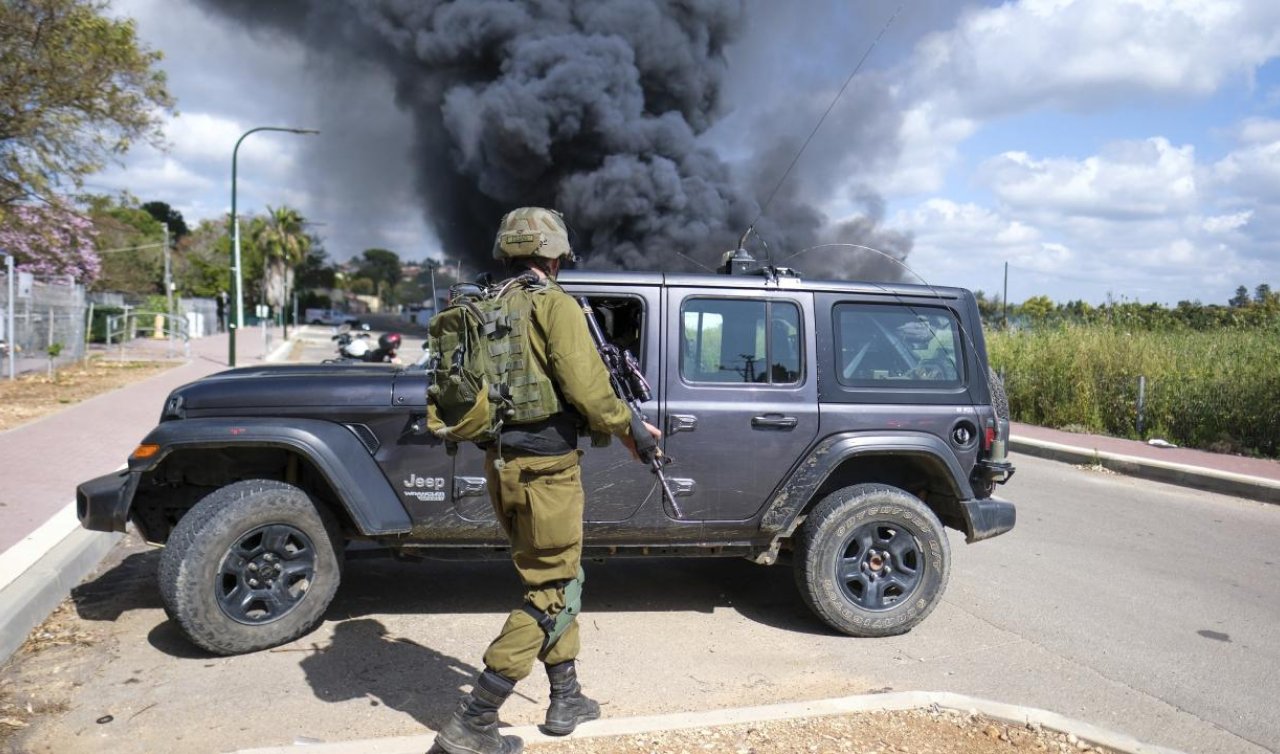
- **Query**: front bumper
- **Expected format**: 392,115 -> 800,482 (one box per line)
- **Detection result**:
76,469 -> 140,533
960,497 -> 1016,543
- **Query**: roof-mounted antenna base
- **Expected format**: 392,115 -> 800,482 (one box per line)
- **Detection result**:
719,246 -> 758,276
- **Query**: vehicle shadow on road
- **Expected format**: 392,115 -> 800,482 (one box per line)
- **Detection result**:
70,547 -> 165,622
328,556 -> 836,637
297,617 -> 479,730
68,542 -> 840,664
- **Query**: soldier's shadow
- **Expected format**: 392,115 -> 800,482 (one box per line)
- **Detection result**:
298,618 -> 479,730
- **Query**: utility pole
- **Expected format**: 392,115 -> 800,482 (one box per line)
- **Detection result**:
4,253 -> 14,380
1002,261 -> 1009,329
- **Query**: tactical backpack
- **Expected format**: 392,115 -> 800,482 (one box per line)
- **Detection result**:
425,275 -> 564,455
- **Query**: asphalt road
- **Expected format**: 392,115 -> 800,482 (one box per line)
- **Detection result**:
4,452 -> 1277,753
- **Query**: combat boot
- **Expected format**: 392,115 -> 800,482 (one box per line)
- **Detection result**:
434,669 -> 523,754
541,660 -> 600,736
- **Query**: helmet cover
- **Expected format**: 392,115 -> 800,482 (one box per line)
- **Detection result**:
492,207 -> 574,261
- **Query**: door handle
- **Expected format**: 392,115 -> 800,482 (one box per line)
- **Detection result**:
667,414 -> 698,434
752,414 -> 798,429
453,476 -> 487,498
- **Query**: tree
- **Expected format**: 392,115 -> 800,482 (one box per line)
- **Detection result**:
349,277 -> 375,296
1020,294 -> 1054,320
296,247 -> 336,291
173,218 -> 231,297
249,206 -> 310,309
1256,284 -> 1273,305
394,278 -> 426,306
142,201 -> 189,239
356,248 -> 402,303
90,196 -> 164,293
0,201 -> 99,281
1229,285 -> 1251,308
0,0 -> 174,207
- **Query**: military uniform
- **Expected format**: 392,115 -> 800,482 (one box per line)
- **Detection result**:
480,283 -> 631,680
433,208 -> 648,754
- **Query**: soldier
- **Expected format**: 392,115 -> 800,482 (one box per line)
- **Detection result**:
435,207 -> 662,754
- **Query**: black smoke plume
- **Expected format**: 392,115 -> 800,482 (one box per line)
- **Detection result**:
196,0 -> 911,277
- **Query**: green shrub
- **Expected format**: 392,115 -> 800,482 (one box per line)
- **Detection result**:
989,322 -> 1280,458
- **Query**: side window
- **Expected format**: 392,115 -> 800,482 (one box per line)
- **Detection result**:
834,304 -> 963,387
681,298 -> 801,385
584,295 -> 646,368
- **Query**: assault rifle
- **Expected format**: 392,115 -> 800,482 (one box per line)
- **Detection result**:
577,297 -> 684,519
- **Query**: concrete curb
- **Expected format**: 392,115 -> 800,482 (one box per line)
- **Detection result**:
0,501 -> 123,664
0,328 -> 302,667
229,691 -> 1185,754
1010,436 -> 1280,505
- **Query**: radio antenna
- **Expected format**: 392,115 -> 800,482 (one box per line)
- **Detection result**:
744,3 -> 904,241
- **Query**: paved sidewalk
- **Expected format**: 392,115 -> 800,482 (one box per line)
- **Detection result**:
0,327 -> 287,662
1011,422 -> 1280,504
0,328 -> 284,555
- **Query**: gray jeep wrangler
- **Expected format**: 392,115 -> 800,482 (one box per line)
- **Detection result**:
78,264 -> 1015,655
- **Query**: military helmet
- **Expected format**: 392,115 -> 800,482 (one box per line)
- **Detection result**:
492,207 -> 574,261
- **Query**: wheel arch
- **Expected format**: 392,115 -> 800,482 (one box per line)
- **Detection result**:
761,432 -> 974,538
129,417 -> 411,543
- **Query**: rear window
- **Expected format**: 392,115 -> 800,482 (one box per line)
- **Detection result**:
834,304 -> 963,388
681,298 -> 802,385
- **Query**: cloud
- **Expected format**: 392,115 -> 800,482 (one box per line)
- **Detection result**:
870,0 -> 1280,197
905,0 -> 1280,118
94,156 -> 214,197
892,131 -> 1274,303
979,137 -> 1199,219
166,112 -> 299,170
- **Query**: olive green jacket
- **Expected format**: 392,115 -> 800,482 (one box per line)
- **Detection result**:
529,282 -> 633,439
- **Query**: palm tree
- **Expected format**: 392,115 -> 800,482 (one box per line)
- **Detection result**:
250,206 -> 311,329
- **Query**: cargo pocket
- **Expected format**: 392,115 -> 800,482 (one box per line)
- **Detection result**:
522,452 -> 584,550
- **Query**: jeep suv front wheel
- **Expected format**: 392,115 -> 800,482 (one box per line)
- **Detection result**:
793,483 -> 950,637
158,480 -> 343,655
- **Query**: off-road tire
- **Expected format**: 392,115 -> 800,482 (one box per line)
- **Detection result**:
793,483 -> 950,637
158,480 -> 343,655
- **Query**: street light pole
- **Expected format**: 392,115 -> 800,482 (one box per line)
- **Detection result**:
163,223 -> 173,353
229,126 -> 319,367
427,259 -> 439,315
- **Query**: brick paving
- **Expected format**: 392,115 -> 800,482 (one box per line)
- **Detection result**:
0,328 -> 281,554
1011,422 -> 1280,483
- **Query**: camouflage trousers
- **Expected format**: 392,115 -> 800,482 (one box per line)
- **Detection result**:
480,449 -> 584,680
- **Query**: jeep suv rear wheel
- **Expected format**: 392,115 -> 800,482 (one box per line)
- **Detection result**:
793,483 -> 950,637
158,480 -> 343,655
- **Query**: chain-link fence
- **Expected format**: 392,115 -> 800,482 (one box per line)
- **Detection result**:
1,274 -> 225,375
0,270 -> 88,376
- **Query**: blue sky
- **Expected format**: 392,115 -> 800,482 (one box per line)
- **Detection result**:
99,0 -> 1280,305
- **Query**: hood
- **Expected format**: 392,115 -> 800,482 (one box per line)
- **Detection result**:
169,364 -> 400,413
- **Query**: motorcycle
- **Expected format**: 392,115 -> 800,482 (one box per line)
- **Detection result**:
328,328 -> 401,364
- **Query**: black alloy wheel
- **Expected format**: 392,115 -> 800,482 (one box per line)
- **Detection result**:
835,520 -> 924,611
216,524 -> 318,625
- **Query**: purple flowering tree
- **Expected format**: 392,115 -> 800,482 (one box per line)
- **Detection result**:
0,202 -> 100,283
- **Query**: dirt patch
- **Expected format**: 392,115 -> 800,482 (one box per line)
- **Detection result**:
528,709 -> 1116,754
0,601 -> 102,748
0,359 -> 176,432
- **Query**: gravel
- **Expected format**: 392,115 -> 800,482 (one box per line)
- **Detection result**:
526,708 -> 1118,754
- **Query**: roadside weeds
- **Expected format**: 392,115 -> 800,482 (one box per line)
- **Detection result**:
0,359 -> 176,432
